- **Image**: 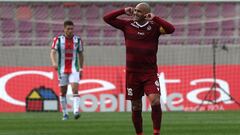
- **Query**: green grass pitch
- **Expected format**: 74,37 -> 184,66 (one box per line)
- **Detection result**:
0,111 -> 240,135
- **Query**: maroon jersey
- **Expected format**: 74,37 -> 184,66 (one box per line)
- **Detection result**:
125,21 -> 160,73
104,9 -> 174,73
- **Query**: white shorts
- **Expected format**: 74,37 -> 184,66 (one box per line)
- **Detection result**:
58,72 -> 80,86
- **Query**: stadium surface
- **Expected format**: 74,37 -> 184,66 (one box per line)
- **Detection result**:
0,111 -> 239,135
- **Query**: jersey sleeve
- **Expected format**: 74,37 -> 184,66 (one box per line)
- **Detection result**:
51,36 -> 59,50
152,16 -> 175,34
77,38 -> 84,53
103,8 -> 128,30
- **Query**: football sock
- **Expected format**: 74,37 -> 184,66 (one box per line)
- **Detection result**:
153,129 -> 160,135
60,96 -> 68,115
132,110 -> 143,134
73,95 -> 80,114
151,104 -> 162,135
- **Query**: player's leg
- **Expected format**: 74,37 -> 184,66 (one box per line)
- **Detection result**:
144,74 -> 162,135
60,85 -> 69,120
69,72 -> 80,119
148,94 -> 161,135
59,74 -> 69,120
131,99 -> 143,135
126,72 -> 144,135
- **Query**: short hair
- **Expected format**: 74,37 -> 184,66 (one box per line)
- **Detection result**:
64,20 -> 74,27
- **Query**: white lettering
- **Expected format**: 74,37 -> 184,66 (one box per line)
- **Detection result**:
158,72 -> 181,104
188,79 -> 233,104
100,94 -> 117,112
67,79 -> 116,95
79,95 -> 98,112
0,71 -> 53,106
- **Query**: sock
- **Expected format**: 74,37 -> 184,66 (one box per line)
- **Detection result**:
73,95 -> 80,114
153,130 -> 160,135
60,96 -> 68,116
132,110 -> 143,134
151,104 -> 162,135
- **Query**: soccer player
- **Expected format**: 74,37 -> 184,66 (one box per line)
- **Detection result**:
50,20 -> 84,120
103,3 -> 175,135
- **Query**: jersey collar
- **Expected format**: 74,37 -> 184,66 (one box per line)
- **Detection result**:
135,21 -> 149,28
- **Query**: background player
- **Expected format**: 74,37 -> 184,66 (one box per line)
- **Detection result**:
50,20 -> 84,120
103,2 -> 175,135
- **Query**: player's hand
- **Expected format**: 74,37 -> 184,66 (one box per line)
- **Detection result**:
125,7 -> 134,16
52,64 -> 58,70
144,13 -> 155,21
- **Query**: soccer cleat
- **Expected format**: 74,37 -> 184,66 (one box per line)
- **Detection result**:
62,114 -> 69,120
74,112 -> 81,120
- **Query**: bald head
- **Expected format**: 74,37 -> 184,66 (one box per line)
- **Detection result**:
135,2 -> 151,14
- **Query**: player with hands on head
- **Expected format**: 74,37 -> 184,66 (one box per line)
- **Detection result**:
104,2 -> 175,135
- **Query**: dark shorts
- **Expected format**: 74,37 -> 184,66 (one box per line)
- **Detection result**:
126,72 -> 161,100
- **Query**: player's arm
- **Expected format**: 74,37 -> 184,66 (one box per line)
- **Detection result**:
103,8 -> 131,30
50,37 -> 59,70
78,39 -> 84,78
145,13 -> 175,34
50,49 -> 58,70
78,52 -> 84,71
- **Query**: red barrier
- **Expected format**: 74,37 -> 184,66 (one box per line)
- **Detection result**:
0,65 -> 239,112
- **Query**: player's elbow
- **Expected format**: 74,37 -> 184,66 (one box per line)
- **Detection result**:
103,15 -> 109,23
103,14 -> 114,24
161,25 -> 175,35
167,25 -> 175,34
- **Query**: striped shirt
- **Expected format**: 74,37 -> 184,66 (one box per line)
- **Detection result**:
104,9 -> 161,73
51,34 -> 83,74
